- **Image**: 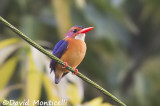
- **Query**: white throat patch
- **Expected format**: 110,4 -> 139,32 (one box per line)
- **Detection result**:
75,33 -> 86,41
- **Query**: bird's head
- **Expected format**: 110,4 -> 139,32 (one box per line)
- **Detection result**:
65,26 -> 94,41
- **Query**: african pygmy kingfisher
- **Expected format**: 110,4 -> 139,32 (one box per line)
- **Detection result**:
50,26 -> 94,84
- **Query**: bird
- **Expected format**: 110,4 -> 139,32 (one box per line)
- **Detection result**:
50,26 -> 94,84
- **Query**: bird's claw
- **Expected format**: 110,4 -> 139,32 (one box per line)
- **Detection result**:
62,61 -> 68,69
62,61 -> 78,75
72,69 -> 78,75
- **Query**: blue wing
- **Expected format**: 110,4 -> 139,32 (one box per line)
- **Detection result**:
50,40 -> 68,73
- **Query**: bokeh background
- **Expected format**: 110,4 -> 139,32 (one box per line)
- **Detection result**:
0,0 -> 160,106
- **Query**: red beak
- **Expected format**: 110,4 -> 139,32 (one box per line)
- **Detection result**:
79,27 -> 94,33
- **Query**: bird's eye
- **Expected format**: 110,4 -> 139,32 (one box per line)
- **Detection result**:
73,29 -> 78,33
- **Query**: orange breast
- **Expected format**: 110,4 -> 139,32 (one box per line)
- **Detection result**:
60,38 -> 86,68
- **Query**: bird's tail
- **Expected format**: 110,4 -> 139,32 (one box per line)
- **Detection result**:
54,70 -> 69,84
55,76 -> 61,84
54,69 -> 63,84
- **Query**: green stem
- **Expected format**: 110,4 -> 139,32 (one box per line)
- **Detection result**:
0,16 -> 126,106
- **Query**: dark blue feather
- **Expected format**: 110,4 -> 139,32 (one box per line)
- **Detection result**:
50,40 -> 68,73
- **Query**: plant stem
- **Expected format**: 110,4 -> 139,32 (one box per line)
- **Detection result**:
0,16 -> 126,106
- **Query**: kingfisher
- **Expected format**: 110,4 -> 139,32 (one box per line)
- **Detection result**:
50,26 -> 94,84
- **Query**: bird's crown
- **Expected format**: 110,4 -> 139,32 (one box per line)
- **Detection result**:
65,26 -> 93,38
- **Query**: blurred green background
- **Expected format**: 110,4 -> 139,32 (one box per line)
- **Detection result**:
0,0 -> 160,106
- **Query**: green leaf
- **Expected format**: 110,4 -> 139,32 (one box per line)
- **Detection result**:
0,44 -> 20,65
26,52 -> 42,105
67,83 -> 82,105
42,74 -> 59,101
84,97 -> 113,106
0,56 -> 18,89
88,97 -> 103,106
0,38 -> 20,50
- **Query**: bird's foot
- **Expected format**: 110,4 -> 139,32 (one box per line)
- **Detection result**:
62,61 -> 68,69
62,61 -> 78,75
72,69 -> 78,75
